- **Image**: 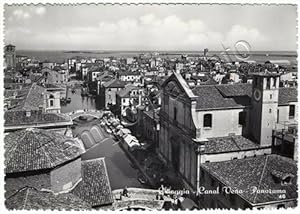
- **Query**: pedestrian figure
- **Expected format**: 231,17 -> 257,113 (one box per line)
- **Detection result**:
122,186 -> 129,197
158,184 -> 165,200
158,184 -> 165,192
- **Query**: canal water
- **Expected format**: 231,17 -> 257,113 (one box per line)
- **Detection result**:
61,88 -> 102,113
61,87 -> 145,190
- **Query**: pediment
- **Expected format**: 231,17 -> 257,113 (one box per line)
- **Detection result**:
162,72 -> 198,101
165,80 -> 183,98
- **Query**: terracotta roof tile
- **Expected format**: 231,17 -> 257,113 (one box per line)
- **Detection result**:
6,83 -> 46,111
72,158 -> 113,207
204,136 -> 259,154
192,85 -> 251,110
5,173 -> 51,198
5,187 -> 91,210
201,155 -> 297,204
191,83 -> 297,110
215,83 -> 252,97
5,129 -> 82,173
278,87 -> 297,105
4,110 -> 71,127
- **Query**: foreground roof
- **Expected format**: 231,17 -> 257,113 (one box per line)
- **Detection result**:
5,187 -> 90,210
72,158 -> 113,207
5,128 -> 82,173
201,155 -> 297,205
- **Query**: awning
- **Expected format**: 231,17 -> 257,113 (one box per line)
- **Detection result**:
123,135 -> 140,148
116,125 -> 123,130
120,128 -> 131,135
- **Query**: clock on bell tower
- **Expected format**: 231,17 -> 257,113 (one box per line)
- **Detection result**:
249,72 -> 280,147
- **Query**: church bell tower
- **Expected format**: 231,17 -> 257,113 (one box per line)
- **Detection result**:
250,72 -> 280,147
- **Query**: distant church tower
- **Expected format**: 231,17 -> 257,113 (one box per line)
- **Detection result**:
250,72 -> 280,147
4,44 -> 16,69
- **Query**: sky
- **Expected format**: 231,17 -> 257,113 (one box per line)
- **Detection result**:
4,4 -> 297,51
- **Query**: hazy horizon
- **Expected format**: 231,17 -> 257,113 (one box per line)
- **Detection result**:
5,4 -> 297,51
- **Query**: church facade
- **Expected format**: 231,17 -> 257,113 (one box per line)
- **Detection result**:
158,72 -> 297,192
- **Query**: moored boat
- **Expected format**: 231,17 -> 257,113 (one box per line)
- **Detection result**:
60,97 -> 67,105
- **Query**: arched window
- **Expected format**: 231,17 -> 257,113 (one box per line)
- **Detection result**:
203,114 -> 212,128
49,94 -> 54,107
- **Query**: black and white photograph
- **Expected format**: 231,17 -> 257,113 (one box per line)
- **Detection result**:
1,0 -> 299,211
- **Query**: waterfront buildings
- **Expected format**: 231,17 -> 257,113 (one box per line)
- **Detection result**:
88,67 -> 104,82
98,78 -> 126,109
116,85 -> 146,117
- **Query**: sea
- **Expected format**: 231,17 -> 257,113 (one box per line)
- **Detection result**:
16,50 -> 297,65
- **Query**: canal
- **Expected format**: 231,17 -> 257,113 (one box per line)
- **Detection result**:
61,86 -> 145,190
61,88 -> 101,113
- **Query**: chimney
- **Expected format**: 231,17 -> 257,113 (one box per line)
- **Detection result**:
26,110 -> 31,117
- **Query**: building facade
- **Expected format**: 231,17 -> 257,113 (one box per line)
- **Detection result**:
98,78 -> 126,109
116,85 -> 146,116
158,72 -> 298,194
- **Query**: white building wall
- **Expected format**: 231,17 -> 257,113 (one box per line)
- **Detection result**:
196,108 -> 249,139
277,102 -> 298,124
